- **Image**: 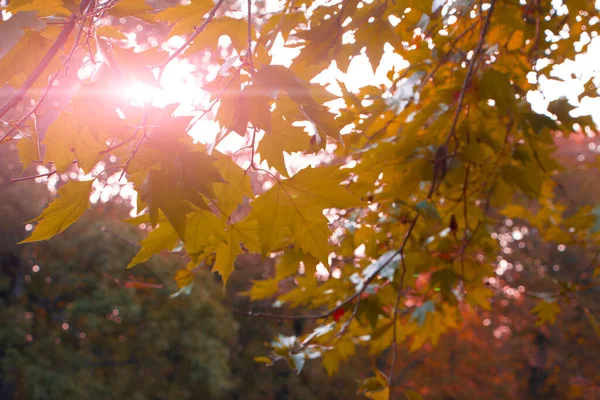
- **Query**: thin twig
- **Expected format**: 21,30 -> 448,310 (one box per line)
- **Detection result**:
416,20 -> 479,94
387,254 -> 408,399
157,0 -> 227,71
65,20 -> 85,74
245,0 -> 254,72
11,170 -> 57,183
0,71 -> 61,143
119,130 -> 147,181
444,0 -> 496,151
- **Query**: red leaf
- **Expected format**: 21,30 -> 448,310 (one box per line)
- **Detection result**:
332,307 -> 345,322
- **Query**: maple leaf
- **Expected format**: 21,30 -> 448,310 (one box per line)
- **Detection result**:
322,337 -> 356,376
20,180 -> 93,243
410,310 -> 448,351
108,0 -> 156,24
532,300 -> 561,325
354,17 -> 403,70
70,80 -> 130,141
213,219 -> 261,285
0,30 -> 61,90
253,65 -> 319,108
127,219 -> 180,269
183,209 -> 225,260
144,169 -> 192,239
465,287 -> 493,311
257,116 -> 309,176
155,0 -> 215,37
42,113 -> 103,173
185,17 -> 251,55
175,268 -> 194,288
213,155 -> 254,217
245,278 -> 279,300
15,120 -> 39,171
274,248 -> 318,282
248,166 -> 362,264
110,45 -> 162,88
5,0 -> 71,17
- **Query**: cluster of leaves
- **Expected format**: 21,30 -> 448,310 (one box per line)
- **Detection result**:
1,0 -> 600,397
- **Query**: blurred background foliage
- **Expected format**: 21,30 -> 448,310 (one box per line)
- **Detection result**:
1,0 -> 600,398
1,132 -> 600,399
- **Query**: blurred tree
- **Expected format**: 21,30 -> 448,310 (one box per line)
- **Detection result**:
0,146 -> 235,400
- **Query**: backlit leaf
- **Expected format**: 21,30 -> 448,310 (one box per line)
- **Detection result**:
127,219 -> 180,269
248,166 -> 362,264
20,180 -> 93,243
213,219 -> 261,284
532,300 -> 561,325
42,113 -> 103,173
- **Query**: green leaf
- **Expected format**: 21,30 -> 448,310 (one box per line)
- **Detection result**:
416,200 -> 441,221
410,300 -> 435,326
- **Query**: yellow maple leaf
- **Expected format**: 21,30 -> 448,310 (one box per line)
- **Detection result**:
212,155 -> 254,217
257,115 -> 309,177
5,0 -> 71,17
248,166 -> 362,264
127,219 -> 180,269
175,268 -> 194,288
213,219 -> 261,285
322,337 -> 356,376
0,31 -> 60,90
465,287 -> 493,311
409,306 -> 449,351
185,17 -> 251,55
364,388 -> 390,400
15,120 -> 39,171
43,113 -> 103,173
108,0 -> 156,24
20,179 -> 93,243
183,209 -> 224,260
532,300 -> 561,325
155,0 -> 215,37
245,278 -> 279,301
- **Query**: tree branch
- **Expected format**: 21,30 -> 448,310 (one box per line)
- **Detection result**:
0,17 -> 77,119
444,0 -> 496,151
